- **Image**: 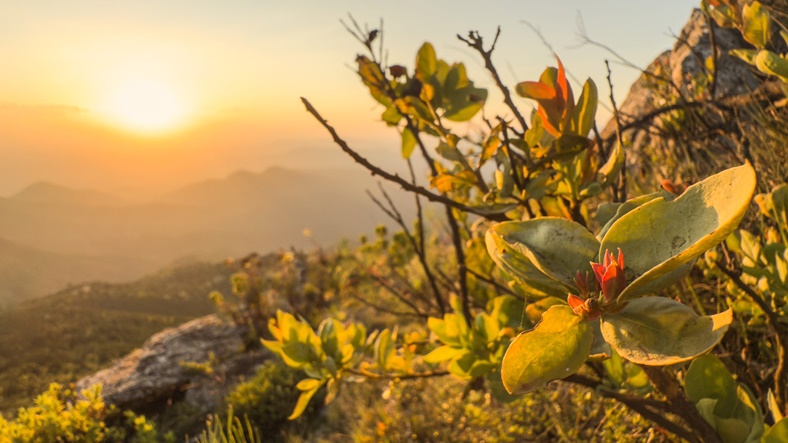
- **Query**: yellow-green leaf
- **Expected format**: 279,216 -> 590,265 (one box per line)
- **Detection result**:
742,1 -> 771,49
501,305 -> 593,394
755,50 -> 788,83
487,218 -> 599,290
685,354 -> 738,417
764,418 -> 788,443
423,345 -> 466,364
296,378 -> 323,391
401,127 -> 416,159
601,297 -> 732,365
415,42 -> 437,81
288,385 -> 320,420
569,79 -> 597,137
601,163 -> 756,301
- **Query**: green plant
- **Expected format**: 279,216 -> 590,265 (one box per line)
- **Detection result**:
224,361 -> 314,437
193,409 -> 261,443
0,383 -> 160,443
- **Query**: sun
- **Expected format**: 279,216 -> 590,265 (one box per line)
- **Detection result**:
105,78 -> 187,134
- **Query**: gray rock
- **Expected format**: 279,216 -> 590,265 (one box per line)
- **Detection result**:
599,8 -> 762,185
76,314 -> 266,414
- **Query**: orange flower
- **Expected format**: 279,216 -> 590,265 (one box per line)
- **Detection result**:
591,249 -> 626,303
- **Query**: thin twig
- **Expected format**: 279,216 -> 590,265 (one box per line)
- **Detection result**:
347,367 -> 449,380
563,373 -> 697,442
467,268 -> 524,300
367,184 -> 446,315
301,98 -> 508,222
605,60 -> 627,202
457,28 -> 529,133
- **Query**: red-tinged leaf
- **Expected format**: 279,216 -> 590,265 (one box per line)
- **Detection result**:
555,56 -> 574,112
515,81 -> 556,100
538,107 -> 561,137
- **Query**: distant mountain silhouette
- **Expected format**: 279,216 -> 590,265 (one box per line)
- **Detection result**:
0,236 -> 155,306
10,181 -> 122,206
0,167 -> 414,304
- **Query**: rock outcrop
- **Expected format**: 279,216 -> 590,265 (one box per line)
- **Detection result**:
599,8 -> 765,186
76,314 -> 266,414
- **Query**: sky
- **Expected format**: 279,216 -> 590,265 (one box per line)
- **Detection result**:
0,0 -> 699,198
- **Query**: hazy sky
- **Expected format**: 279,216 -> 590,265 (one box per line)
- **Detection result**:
0,0 -> 698,197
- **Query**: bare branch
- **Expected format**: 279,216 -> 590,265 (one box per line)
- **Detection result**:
301,98 -> 508,222
458,28 -> 530,134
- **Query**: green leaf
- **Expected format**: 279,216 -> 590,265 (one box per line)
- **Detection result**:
296,378 -> 323,391
486,228 -> 571,299
597,141 -> 624,187
685,354 -> 738,417
764,418 -> 788,443
600,297 -> 733,365
423,345 -> 466,364
569,79 -> 597,137
768,389 -> 784,422
501,305 -> 593,394
601,163 -> 756,301
742,1 -> 771,49
288,385 -> 320,420
755,50 -> 788,83
415,42 -> 437,81
281,342 -> 315,368
695,399 -> 751,443
444,85 -> 487,122
729,49 -> 759,66
401,127 -> 416,159
487,218 -> 599,290
597,190 -> 675,240
382,104 -> 402,126
708,4 -> 739,28
524,296 -> 564,324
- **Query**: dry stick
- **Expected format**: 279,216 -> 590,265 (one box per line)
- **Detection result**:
300,98 -> 507,223
346,291 -> 427,319
347,367 -> 449,380
564,373 -> 697,442
716,261 -> 786,413
705,10 -> 719,100
466,268 -> 523,300
366,267 -> 431,317
605,60 -> 627,203
639,365 -> 723,443
367,184 -> 444,316
457,28 -> 529,134
402,119 -> 473,326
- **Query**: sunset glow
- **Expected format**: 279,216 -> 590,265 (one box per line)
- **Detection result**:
104,78 -> 187,134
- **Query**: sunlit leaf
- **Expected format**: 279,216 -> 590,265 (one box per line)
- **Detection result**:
423,345 -> 466,364
695,399 -> 751,443
755,50 -> 788,83
415,42 -> 437,81
598,141 -> 624,187
730,49 -> 758,66
742,1 -> 771,49
685,354 -> 738,417
487,218 -> 599,290
501,305 -> 593,394
515,81 -> 556,100
601,297 -> 733,365
569,79 -> 597,137
764,418 -> 788,443
601,163 -> 756,301
288,385 -> 321,420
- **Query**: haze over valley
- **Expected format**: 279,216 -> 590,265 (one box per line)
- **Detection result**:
0,163 -> 414,305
